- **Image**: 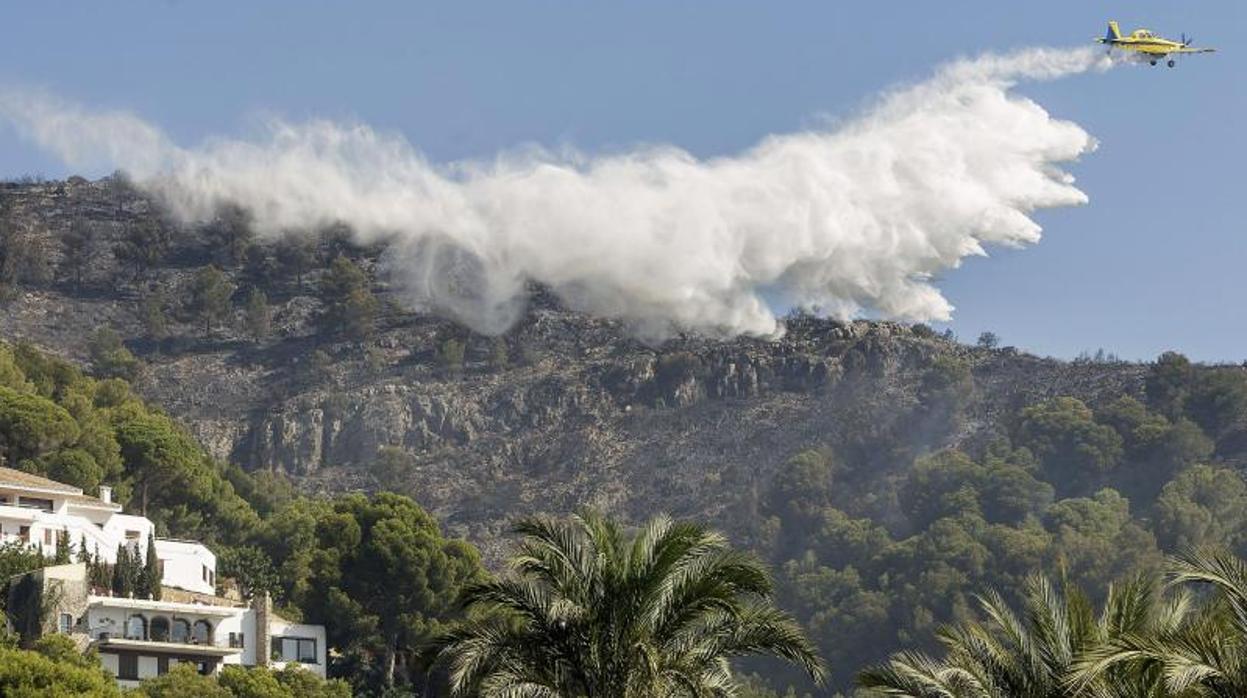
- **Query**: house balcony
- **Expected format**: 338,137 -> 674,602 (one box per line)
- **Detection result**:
0,502 -> 51,524
87,595 -> 245,659
93,636 -> 243,659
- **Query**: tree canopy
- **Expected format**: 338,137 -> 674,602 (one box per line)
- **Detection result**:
432,511 -> 825,697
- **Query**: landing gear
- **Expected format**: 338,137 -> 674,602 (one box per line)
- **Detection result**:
1149,59 -> 1158,66
1167,59 -> 1176,68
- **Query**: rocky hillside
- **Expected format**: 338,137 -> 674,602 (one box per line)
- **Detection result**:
0,177 -> 1150,559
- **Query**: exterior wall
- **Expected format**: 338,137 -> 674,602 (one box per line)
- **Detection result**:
154,539 -> 216,595
98,652 -> 120,682
40,563 -> 91,636
0,500 -> 149,568
270,616 -> 328,677
98,649 -> 222,688
101,514 -> 156,560
6,563 -> 90,640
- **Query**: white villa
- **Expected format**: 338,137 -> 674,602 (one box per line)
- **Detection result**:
2,467 -> 326,688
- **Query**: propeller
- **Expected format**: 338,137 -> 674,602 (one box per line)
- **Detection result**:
1182,33 -> 1193,46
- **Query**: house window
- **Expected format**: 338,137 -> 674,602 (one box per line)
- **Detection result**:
18,497 -> 53,512
157,656 -> 169,675
125,615 -> 147,640
150,616 -> 170,642
191,620 -> 212,645
43,529 -> 53,546
171,618 -> 190,643
202,565 -> 208,582
228,632 -> 244,649
18,526 -> 29,543
58,613 -> 73,634
272,636 -> 318,664
118,653 -> 139,680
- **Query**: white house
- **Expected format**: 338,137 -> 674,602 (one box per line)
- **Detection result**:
1,467 -> 148,563
3,467 -> 326,687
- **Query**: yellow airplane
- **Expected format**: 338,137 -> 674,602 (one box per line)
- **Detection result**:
1097,21 -> 1216,67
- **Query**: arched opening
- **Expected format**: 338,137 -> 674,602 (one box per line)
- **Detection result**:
171,618 -> 191,644
125,614 -> 147,640
149,616 -> 170,642
191,619 -> 212,645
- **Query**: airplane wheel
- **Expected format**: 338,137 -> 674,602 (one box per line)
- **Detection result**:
1149,60 -> 1157,66
1168,60 -> 1176,68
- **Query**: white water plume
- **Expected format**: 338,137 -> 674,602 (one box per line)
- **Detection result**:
0,46 -> 1113,338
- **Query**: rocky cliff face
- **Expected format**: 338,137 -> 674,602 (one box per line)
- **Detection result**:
0,178 -> 1147,558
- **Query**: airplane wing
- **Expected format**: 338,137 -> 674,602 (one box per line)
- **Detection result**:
1174,46 -> 1216,54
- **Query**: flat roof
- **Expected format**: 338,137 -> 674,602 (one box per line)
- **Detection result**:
88,595 -> 244,616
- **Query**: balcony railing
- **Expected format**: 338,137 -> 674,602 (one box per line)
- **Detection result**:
0,501 -> 55,512
93,633 -> 243,658
99,632 -> 215,645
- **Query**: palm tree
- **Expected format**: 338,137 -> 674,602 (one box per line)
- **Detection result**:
1072,549 -> 1247,698
859,575 -> 1186,698
429,511 -> 825,697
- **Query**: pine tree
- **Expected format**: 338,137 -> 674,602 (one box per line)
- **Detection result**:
91,544 -> 109,590
112,543 -> 133,597
319,255 -> 379,340
134,546 -> 150,600
89,543 -> 101,589
188,265 -> 235,337
54,530 -> 70,564
129,544 -> 142,594
140,289 -> 170,341
61,218 -> 95,291
242,288 -> 272,343
142,535 -> 162,600
77,534 -> 90,564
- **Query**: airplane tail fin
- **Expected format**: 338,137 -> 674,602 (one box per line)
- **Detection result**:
1105,21 -> 1122,41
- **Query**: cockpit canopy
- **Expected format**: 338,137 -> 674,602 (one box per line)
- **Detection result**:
1132,29 -> 1155,39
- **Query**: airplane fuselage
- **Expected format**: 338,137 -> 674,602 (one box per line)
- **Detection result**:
1102,36 -> 1186,55
1096,22 -> 1214,67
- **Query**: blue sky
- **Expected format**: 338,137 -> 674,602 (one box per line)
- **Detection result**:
1,2 -> 1242,361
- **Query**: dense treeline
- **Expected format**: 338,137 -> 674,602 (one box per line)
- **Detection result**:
860,549 -> 1247,697
753,351 -> 1247,693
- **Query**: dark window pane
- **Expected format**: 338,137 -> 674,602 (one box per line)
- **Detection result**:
149,617 -> 170,642
171,619 -> 190,643
118,653 -> 138,680
192,620 -> 211,644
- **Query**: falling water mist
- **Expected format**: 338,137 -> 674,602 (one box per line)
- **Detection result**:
0,47 -> 1114,339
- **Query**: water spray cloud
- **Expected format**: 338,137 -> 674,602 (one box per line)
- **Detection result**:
0,47 -> 1112,338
